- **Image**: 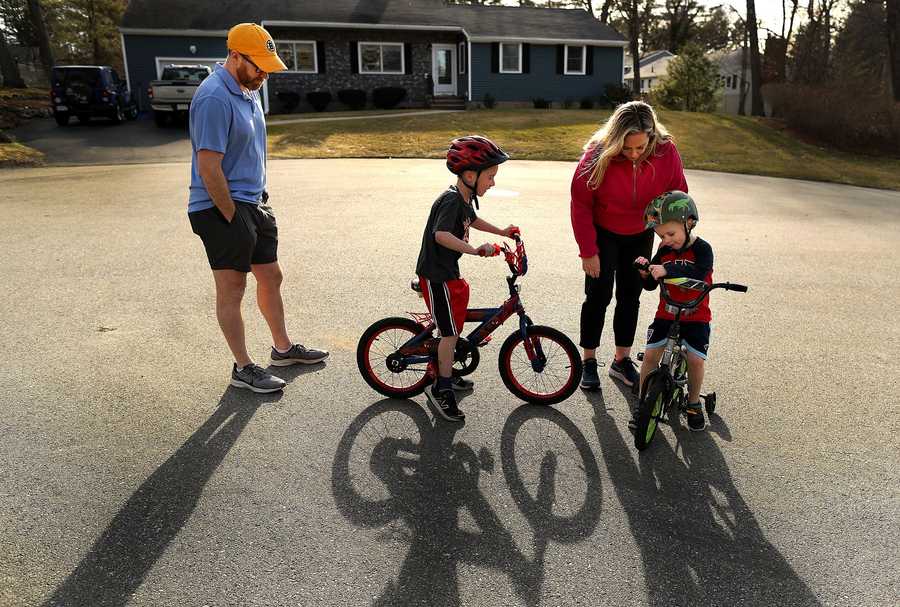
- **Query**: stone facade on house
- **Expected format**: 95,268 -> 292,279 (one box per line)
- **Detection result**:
265,28 -> 463,113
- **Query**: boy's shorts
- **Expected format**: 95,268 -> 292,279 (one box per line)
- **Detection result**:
419,276 -> 469,337
645,319 -> 711,360
189,201 -> 278,272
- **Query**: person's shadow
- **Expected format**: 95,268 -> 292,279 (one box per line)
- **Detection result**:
587,387 -> 822,606
331,399 -> 601,607
41,387 -> 280,607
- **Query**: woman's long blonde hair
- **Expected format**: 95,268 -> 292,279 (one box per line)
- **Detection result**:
581,101 -> 673,189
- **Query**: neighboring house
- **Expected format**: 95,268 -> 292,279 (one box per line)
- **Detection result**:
120,0 -> 627,114
622,50 -> 674,93
709,48 -> 751,115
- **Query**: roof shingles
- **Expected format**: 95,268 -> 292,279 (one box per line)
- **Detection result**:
122,0 -> 625,42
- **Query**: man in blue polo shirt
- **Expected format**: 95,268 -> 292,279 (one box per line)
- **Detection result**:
188,23 -> 328,393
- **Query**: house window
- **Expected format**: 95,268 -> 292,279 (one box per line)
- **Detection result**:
359,42 -> 404,74
459,42 -> 466,74
564,45 -> 586,75
732,76 -> 738,90
499,43 -> 522,73
276,41 -> 317,73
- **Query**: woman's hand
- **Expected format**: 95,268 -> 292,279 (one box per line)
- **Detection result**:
501,225 -> 520,238
582,255 -> 600,278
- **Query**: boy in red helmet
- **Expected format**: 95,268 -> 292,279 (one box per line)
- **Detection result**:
416,135 -> 519,422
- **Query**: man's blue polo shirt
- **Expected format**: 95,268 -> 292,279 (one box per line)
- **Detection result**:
188,64 -> 267,213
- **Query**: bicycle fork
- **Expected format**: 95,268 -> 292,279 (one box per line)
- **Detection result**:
517,313 -> 548,373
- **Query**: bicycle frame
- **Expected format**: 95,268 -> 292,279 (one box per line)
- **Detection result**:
639,275 -> 747,406
398,236 -> 547,372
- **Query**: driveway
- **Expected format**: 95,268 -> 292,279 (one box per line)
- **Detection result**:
1,160 -> 898,607
9,109 -> 462,166
10,114 -> 192,166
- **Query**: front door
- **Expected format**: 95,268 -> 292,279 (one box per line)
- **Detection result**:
432,44 -> 456,96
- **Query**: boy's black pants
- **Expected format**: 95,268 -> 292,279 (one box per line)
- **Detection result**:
579,227 -> 653,351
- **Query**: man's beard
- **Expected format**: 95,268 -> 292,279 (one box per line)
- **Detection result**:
237,65 -> 264,90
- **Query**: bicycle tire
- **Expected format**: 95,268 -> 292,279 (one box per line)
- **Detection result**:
498,325 -> 582,406
634,372 -> 668,451
357,317 -> 433,398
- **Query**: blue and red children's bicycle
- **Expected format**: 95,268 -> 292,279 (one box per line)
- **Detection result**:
357,233 -> 583,406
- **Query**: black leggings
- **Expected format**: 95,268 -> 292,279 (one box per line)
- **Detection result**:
579,227 -> 653,350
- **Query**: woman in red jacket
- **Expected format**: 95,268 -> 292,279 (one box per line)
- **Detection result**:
570,101 -> 688,392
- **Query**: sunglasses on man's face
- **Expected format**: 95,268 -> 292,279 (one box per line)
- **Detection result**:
239,53 -> 266,75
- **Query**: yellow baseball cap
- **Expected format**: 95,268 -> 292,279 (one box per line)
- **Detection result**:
226,23 -> 287,73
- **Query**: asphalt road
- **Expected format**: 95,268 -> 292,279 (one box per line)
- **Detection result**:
1,159 -> 898,607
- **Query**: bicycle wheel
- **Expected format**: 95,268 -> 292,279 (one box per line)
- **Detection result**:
498,325 -> 582,406
357,317 -> 433,398
634,372 -> 668,450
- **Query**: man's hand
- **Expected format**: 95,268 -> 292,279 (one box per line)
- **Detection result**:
502,225 -> 520,238
582,255 -> 600,278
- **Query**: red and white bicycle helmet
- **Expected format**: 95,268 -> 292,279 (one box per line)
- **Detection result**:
446,135 -> 509,208
446,135 -> 509,175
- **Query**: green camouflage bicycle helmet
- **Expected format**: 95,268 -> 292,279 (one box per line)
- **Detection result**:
644,190 -> 699,228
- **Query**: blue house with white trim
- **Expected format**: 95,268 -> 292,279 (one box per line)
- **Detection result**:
120,0 -> 627,113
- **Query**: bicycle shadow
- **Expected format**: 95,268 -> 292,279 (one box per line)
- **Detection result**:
331,399 -> 601,607
588,393 -> 822,606
41,388 -> 278,607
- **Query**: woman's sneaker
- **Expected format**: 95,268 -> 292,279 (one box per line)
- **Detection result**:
580,358 -> 601,390
609,357 -> 640,388
231,363 -> 286,393
685,404 -> 706,431
424,385 -> 465,422
270,343 -> 329,366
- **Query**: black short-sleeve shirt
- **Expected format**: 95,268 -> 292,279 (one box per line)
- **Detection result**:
415,187 -> 477,282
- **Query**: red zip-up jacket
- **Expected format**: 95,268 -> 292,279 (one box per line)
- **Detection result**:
570,140 -> 688,258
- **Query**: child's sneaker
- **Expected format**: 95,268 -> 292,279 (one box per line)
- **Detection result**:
450,376 -> 474,391
425,385 -> 465,422
609,356 -> 640,387
685,403 -> 706,431
580,358 -> 601,390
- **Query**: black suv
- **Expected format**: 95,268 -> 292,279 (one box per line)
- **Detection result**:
50,65 -> 138,126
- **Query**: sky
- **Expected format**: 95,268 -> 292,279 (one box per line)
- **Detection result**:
699,0 -> 798,37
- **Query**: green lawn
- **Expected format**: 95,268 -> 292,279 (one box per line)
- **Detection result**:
268,108 -> 900,191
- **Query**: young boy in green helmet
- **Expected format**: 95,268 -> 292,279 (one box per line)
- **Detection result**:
634,190 -> 714,431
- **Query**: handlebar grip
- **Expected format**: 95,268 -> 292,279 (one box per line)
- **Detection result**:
479,244 -> 502,257
633,260 -> 650,271
726,283 -> 748,292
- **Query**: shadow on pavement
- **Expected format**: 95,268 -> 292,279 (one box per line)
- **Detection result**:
41,388 -> 277,607
587,390 -> 823,606
331,399 -> 601,607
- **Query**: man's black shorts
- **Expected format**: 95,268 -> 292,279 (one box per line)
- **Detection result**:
189,201 -> 277,272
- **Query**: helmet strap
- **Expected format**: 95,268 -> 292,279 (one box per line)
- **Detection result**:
459,170 -> 481,210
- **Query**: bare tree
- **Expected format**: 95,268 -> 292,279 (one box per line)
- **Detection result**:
26,0 -> 53,73
599,0 -> 615,22
745,0 -> 764,115
888,0 -> 900,101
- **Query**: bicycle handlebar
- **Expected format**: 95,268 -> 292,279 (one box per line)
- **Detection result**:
633,259 -> 747,309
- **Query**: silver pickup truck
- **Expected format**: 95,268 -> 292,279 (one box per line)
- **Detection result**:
148,65 -> 211,126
